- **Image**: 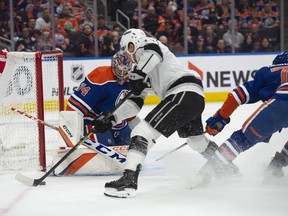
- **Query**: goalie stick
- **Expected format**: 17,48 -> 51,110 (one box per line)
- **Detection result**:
11,107 -> 126,164
15,92 -> 132,186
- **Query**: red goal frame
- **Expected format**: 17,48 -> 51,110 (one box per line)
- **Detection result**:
35,50 -> 64,171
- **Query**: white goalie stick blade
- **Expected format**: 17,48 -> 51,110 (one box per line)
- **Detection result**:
15,173 -> 35,186
104,188 -> 136,198
15,173 -> 46,186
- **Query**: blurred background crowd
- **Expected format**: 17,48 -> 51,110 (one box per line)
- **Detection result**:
0,0 -> 284,57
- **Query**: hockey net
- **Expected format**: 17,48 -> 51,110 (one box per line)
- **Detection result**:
0,50 -> 64,173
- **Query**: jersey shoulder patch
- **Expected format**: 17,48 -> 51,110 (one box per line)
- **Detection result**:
87,66 -> 116,84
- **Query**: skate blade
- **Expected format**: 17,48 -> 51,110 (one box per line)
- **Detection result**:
104,188 -> 136,198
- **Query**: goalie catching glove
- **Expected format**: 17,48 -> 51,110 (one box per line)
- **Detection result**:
205,110 -> 230,136
129,67 -> 148,96
91,112 -> 115,134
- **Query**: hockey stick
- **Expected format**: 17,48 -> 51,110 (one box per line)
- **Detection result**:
11,107 -> 126,164
155,142 -> 187,161
15,92 -> 132,186
156,132 -> 207,161
11,107 -> 58,130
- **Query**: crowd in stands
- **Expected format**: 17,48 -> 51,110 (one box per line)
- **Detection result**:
0,0 -> 281,57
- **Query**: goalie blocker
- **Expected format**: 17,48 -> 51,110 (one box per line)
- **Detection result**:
53,111 -> 128,175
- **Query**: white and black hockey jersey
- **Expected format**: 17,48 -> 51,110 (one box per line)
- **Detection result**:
135,37 -> 204,100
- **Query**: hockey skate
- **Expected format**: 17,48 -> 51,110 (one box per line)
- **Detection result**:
104,164 -> 141,198
201,140 -> 218,159
191,156 -> 239,189
265,152 -> 287,178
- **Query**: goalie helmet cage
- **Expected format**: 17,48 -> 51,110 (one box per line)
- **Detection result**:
0,50 -> 64,172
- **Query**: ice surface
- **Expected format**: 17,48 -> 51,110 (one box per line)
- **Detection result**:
0,102 -> 287,216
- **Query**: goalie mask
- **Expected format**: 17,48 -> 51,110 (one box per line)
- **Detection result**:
273,51 -> 288,65
120,28 -> 146,55
112,50 -> 132,85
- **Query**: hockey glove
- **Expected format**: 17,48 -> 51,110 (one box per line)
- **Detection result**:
91,113 -> 115,134
205,110 -> 230,136
129,68 -> 147,96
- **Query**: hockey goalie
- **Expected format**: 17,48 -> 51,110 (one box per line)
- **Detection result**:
53,50 -> 139,176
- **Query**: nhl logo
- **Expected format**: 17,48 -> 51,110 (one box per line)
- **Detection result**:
71,65 -> 84,82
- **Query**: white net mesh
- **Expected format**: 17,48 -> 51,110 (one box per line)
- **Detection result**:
0,51 -> 62,173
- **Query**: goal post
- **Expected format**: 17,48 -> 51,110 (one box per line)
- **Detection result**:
0,50 -> 64,172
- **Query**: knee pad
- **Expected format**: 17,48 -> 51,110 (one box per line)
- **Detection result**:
186,134 -> 209,153
131,120 -> 160,150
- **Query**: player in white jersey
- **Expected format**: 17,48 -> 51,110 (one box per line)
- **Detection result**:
91,28 -> 219,198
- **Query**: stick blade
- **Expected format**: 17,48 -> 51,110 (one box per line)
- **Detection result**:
15,173 -> 35,186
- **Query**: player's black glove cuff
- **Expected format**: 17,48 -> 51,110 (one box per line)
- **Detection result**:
91,113 -> 115,134
129,79 -> 147,96
129,68 -> 147,96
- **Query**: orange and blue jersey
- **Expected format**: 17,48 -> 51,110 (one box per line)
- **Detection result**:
66,66 -> 130,129
220,64 -> 288,119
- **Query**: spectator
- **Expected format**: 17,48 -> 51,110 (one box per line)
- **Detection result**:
142,5 -> 165,36
195,0 -> 216,29
240,33 -> 255,53
235,0 -> 252,29
73,0 -> 89,18
36,26 -> 53,51
249,23 -> 262,50
0,20 -> 11,40
112,23 -> 123,35
101,30 -> 121,57
75,23 -> 94,57
187,7 -> 202,32
155,0 -> 167,16
97,14 -> 111,42
54,15 -> 71,52
162,5 -> 181,30
27,0 -> 44,19
27,17 -> 41,39
215,39 -> 231,53
59,4 -> 80,33
158,35 -> 168,46
216,0 -> 231,29
53,0 -> 64,17
132,0 -> 150,28
222,19 -> 244,52
35,8 -> 51,31
79,7 -> 93,30
0,1 -> 9,23
156,19 -> 178,52
257,1 -> 279,29
202,7 -> 223,30
161,5 -> 182,41
203,24 -> 218,53
256,37 -> 273,52
190,35 -> 207,54
15,26 -> 37,52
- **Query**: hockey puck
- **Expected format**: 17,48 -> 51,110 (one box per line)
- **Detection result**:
39,181 -> 46,185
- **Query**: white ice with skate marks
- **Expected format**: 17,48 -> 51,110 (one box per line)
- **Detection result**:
0,103 -> 288,216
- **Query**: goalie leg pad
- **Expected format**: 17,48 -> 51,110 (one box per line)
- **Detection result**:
58,111 -> 83,147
